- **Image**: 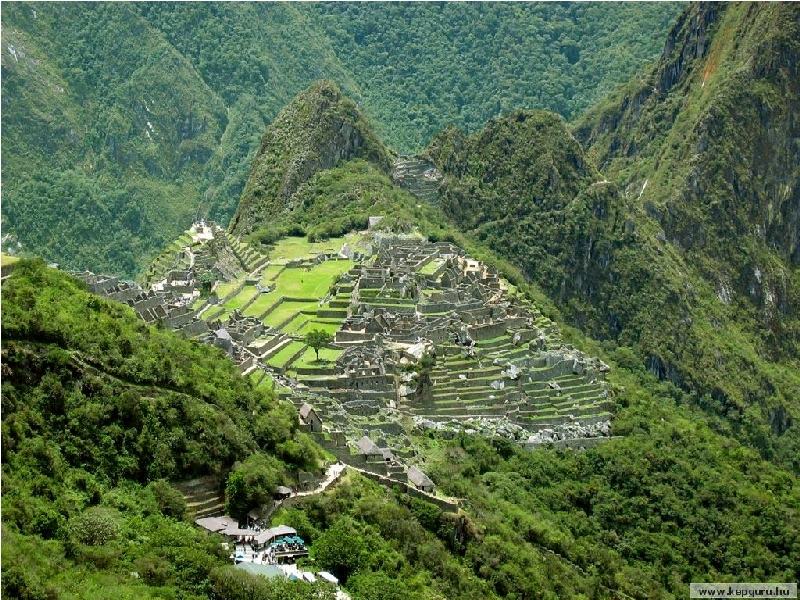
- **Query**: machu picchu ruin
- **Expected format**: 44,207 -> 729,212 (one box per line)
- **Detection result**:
392,156 -> 443,205
7,5 -> 799,595
78,222 -> 614,502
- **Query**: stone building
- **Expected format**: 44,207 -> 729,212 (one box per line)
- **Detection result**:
299,403 -> 322,433
357,436 -> 384,462
407,466 -> 435,493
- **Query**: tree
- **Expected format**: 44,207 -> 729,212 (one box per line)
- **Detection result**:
148,479 -> 187,520
225,453 -> 285,520
311,516 -> 370,582
198,271 -> 217,295
304,328 -> 333,361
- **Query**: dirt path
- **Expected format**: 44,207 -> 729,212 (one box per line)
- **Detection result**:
291,462 -> 346,498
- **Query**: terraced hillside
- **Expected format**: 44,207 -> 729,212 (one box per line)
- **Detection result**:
92,224 -> 614,445
286,235 -> 613,450
80,225 -> 614,501
392,157 -> 443,205
142,221 -> 270,286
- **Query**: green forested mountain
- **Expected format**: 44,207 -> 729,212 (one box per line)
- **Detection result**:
312,2 -> 683,150
230,81 -> 393,236
0,259 -> 325,597
4,3 -> 800,598
163,69 -> 799,598
1,2 -> 681,275
426,2 -> 800,471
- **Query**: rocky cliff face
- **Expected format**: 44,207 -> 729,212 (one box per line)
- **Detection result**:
230,81 -> 392,235
575,2 -> 799,351
575,3 -> 722,166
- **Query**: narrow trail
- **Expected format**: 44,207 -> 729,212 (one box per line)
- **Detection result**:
291,462 -> 346,498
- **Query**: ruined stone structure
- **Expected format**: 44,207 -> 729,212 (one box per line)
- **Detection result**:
77,228 -> 613,506
291,235 -> 612,437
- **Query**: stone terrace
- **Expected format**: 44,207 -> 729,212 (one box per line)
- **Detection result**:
77,228 -> 615,502
291,234 -> 613,444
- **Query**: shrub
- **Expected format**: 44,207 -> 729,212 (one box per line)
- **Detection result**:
69,507 -> 121,546
149,480 -> 187,520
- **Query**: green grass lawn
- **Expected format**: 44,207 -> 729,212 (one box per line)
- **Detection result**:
296,319 -> 342,336
254,374 -> 275,392
258,264 -> 284,284
268,236 -> 340,262
214,279 -> 242,300
263,301 -> 317,328
243,291 -> 280,317
266,232 -> 368,262
194,236 -> 356,350
223,285 -> 258,310
283,313 -> 310,333
419,258 -> 444,275
475,334 -> 512,346
2,253 -> 20,267
292,346 -> 343,369
243,260 -> 353,325
275,260 -> 353,298
265,340 -> 306,368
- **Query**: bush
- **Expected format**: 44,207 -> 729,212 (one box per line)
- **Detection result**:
209,566 -> 335,600
310,516 -> 370,582
69,507 -> 121,546
347,571 -> 418,600
225,453 -> 285,520
149,479 -> 187,520
249,224 -> 307,246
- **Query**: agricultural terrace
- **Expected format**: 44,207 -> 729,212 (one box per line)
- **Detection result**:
264,233 -> 364,264
202,234 -> 359,372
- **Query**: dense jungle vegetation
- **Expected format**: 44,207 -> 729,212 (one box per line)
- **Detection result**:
3,2 -> 800,598
1,2 -> 681,275
0,261 -> 525,599
0,260 -> 325,598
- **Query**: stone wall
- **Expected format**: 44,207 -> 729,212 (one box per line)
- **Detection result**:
468,321 -> 507,340
355,469 -> 459,512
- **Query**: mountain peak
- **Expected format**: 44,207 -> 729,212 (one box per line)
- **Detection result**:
230,80 -> 392,235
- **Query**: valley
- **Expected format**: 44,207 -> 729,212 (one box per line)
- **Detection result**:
0,2 -> 682,276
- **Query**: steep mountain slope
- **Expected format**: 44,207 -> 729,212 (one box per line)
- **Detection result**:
426,3 -> 800,470
230,81 -> 392,236
575,1 -> 800,347
134,3 -> 362,225
426,111 -> 621,309
204,82 -> 800,599
1,3 -> 226,276
0,259 -> 325,597
312,2 -> 683,150
1,3 -> 680,276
